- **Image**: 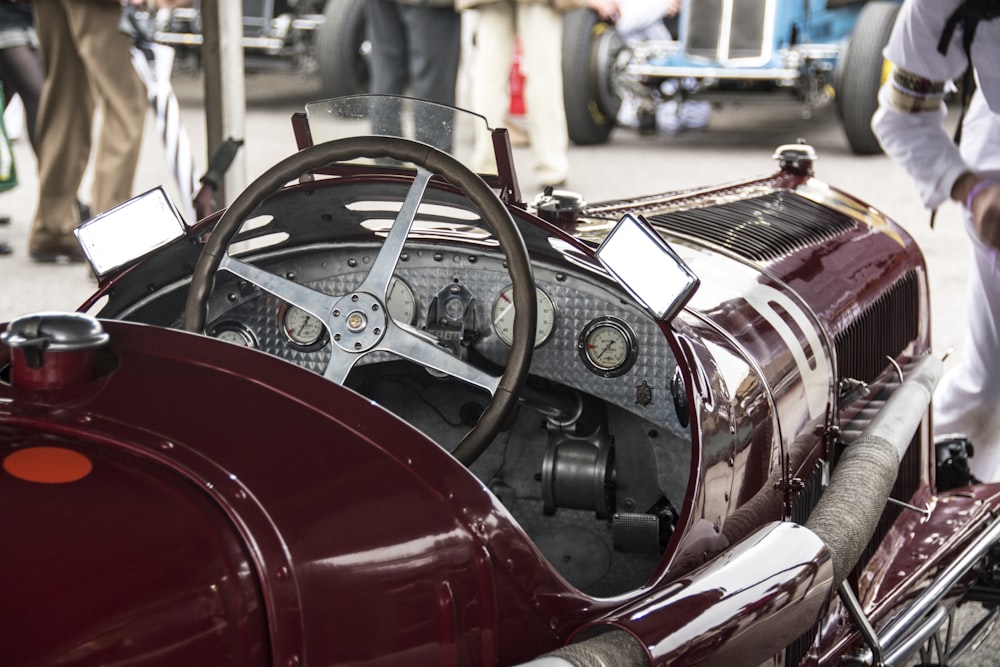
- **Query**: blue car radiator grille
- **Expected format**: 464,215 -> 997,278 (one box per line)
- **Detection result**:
686,0 -> 768,61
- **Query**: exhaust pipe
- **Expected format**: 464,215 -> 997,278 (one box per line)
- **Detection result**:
806,353 -> 941,586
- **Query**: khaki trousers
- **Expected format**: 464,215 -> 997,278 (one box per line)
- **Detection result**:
31,0 -> 146,240
468,3 -> 569,186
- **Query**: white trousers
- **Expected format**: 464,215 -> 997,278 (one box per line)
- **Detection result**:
468,3 -> 569,186
933,196 -> 1000,482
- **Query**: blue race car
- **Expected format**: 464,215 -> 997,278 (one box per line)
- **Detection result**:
563,0 -> 901,154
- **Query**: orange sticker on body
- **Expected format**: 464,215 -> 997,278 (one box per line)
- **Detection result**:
3,446 -> 93,484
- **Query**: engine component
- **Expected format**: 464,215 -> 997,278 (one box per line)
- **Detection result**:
542,430 -> 616,519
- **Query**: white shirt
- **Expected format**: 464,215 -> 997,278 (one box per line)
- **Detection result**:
872,0 -> 1000,210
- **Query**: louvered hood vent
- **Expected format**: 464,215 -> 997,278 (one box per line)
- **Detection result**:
835,270 -> 920,386
646,191 -> 856,262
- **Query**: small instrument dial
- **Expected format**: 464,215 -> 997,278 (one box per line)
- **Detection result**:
579,317 -> 638,377
210,323 -> 256,349
491,284 -> 556,347
282,305 -> 326,348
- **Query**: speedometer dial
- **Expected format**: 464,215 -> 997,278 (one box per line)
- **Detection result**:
491,284 -> 555,347
386,277 -> 417,325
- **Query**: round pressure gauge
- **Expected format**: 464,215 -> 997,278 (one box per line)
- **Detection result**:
282,304 -> 327,348
491,284 -> 556,347
210,323 -> 256,349
386,277 -> 417,325
578,317 -> 638,377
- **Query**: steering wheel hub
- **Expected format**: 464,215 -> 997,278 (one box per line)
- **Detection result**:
331,292 -> 386,352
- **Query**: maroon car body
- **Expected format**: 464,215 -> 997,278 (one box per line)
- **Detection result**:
2,96 -> 998,666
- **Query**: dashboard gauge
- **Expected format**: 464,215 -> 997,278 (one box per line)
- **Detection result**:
209,323 -> 256,349
386,277 -> 417,325
578,317 -> 638,377
282,304 -> 327,348
491,284 -> 556,347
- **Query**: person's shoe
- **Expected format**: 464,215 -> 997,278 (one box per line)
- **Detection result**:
0,241 -> 11,255
0,214 -> 10,226
28,232 -> 86,263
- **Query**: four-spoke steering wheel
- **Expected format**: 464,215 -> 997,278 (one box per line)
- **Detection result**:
183,136 -> 536,464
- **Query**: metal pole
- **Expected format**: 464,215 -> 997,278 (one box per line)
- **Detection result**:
200,0 -> 247,206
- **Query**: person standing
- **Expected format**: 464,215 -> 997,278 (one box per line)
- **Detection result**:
28,0 -> 151,262
367,0 -> 461,106
456,0 -> 620,188
0,1 -> 42,154
0,87 -> 14,256
366,0 -> 462,150
0,0 -> 44,257
872,0 -> 1000,481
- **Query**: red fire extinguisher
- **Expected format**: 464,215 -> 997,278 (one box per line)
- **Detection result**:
509,37 -> 526,117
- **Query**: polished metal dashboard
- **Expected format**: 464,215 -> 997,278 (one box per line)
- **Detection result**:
204,243 -> 681,427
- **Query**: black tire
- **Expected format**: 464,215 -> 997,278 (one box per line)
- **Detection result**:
562,9 -> 624,146
316,0 -> 370,98
837,1 -> 900,155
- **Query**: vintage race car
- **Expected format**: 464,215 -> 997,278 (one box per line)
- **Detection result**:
154,0 -> 369,98
2,95 -> 999,666
564,0 -> 901,154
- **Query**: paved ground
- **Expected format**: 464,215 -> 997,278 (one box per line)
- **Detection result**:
0,70 -> 994,662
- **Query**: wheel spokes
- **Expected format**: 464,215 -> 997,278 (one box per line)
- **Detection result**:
379,322 -> 501,394
357,166 -> 432,300
220,254 -> 336,321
